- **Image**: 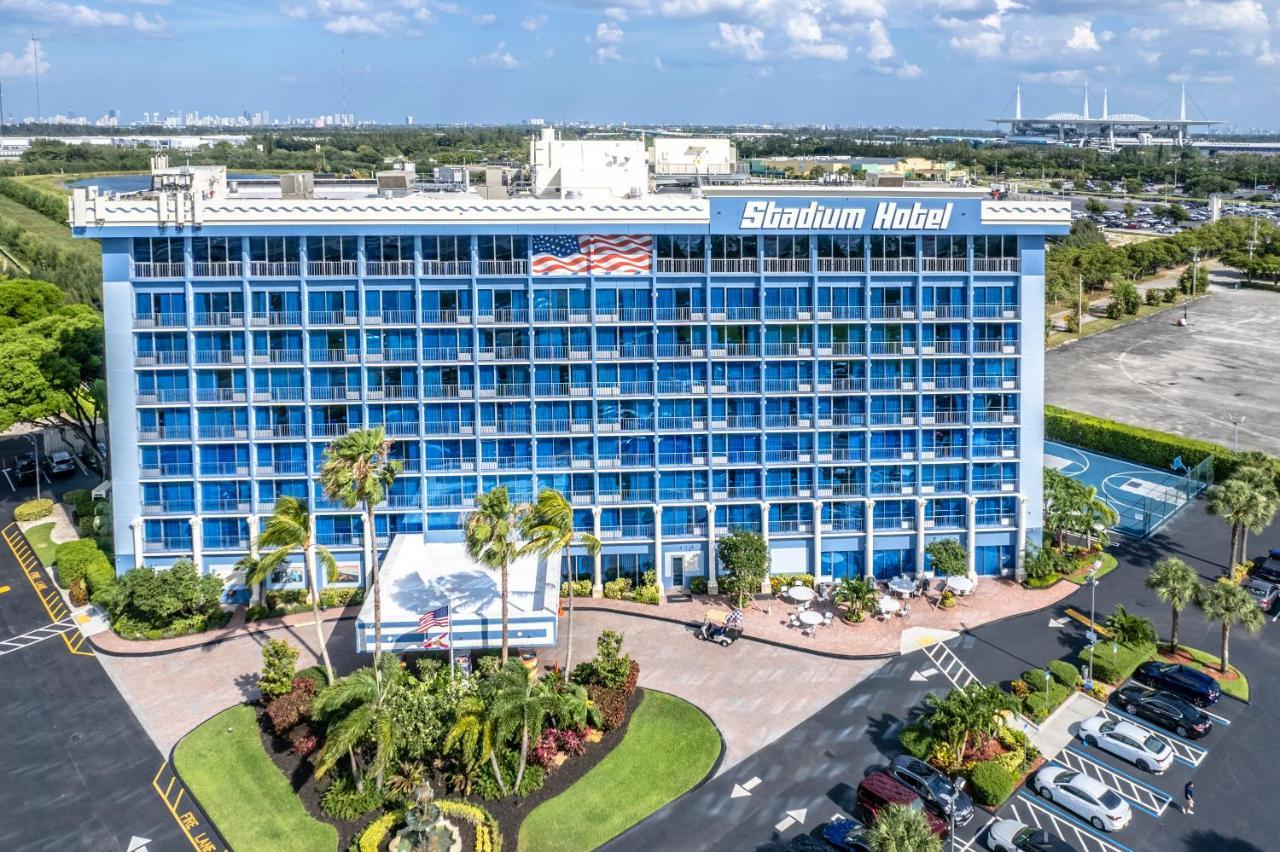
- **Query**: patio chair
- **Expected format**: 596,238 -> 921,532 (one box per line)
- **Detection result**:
899,604 -> 910,618
822,612 -> 833,625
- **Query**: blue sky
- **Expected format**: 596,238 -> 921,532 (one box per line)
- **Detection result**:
1,0 -> 1277,128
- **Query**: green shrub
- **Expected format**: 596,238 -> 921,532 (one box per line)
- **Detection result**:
1144,288 -> 1161,306
98,560 -> 224,633
317,587 -> 362,609
898,722 -> 935,760
474,750 -> 546,800
626,584 -> 660,604
295,665 -> 329,690
769,573 -> 814,595
689,576 -> 709,595
1105,299 -> 1124,320
259,638 -> 299,698
320,776 -> 384,820
63,488 -> 94,520
1023,682 -> 1071,722
69,576 -> 88,606
1048,660 -> 1081,689
54,538 -> 110,588
1021,669 -> 1052,692
1023,573 -> 1063,589
559,579 -> 593,598
1079,640 -> 1155,685
968,759 -> 1018,806
357,810 -> 402,852
602,578 -> 631,599
1162,286 -> 1178,303
84,559 -> 117,596
15,498 -> 54,522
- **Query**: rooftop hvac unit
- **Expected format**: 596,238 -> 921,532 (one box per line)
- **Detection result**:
868,173 -> 905,187
376,170 -> 413,198
281,173 -> 315,199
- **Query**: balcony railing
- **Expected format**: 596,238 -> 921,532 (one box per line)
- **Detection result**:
763,306 -> 814,321
597,453 -> 655,468
192,261 -> 243,278
249,260 -> 301,278
134,312 -> 188,329
195,387 -> 246,403
478,260 -> 528,276
142,501 -> 195,515
252,386 -> 304,402
817,257 -> 866,273
426,493 -> 476,508
197,424 -> 248,439
135,350 -> 189,367
710,258 -> 757,274
370,347 -> 420,362
663,523 -> 709,537
202,498 -> 252,513
869,258 -> 916,273
926,305 -> 968,319
432,457 -> 477,471
921,258 -> 968,273
770,520 -> 814,534
973,304 -> 1020,319
143,538 -> 193,553
476,383 -> 531,399
868,305 -> 915,320
821,518 -> 864,533
817,305 -> 864,321
311,386 -> 361,401
139,425 -> 192,441
421,308 -> 471,324
308,310 -> 360,326
765,483 -> 813,499
250,310 -> 302,326
422,384 -> 475,399
973,444 -> 1020,459
317,534 -> 364,548
256,460 -> 308,475
477,308 -> 529,324
973,340 -> 1020,355
976,513 -> 1017,527
139,463 -> 194,480
313,422 -> 360,437
193,311 -> 245,328
971,410 -> 1018,425
478,345 -> 531,361
421,260 -> 473,277
597,490 -> 655,504
599,524 -> 655,540
973,479 -> 1019,493
366,309 -> 418,325
309,348 -> 360,363
133,261 -> 186,279
307,260 -> 358,277
973,258 -> 1020,273
478,456 -> 532,471
533,307 -> 591,324
655,306 -> 707,322
137,389 -> 191,405
367,384 -> 418,400
365,260 -> 416,277
972,376 -> 1019,390
762,258 -> 810,273
656,258 -> 705,274
251,349 -> 305,365
254,424 -> 306,439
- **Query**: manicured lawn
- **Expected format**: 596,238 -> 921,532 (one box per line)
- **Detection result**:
1046,298 -> 1204,349
1159,645 -> 1250,702
174,705 -> 337,852
518,691 -> 720,852
1064,552 -> 1118,585
23,522 -> 57,567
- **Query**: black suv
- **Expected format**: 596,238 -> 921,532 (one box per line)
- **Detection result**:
1254,550 -> 1280,585
1114,685 -> 1212,739
1132,661 -> 1221,707
12,453 -> 38,485
888,754 -> 975,826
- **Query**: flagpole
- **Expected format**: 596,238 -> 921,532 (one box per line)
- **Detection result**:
448,596 -> 455,685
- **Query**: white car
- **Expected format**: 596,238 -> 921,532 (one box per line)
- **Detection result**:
1032,766 -> 1132,832
1078,715 -> 1174,774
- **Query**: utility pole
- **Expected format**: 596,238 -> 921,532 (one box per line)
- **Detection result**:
0,73 -> 5,137
1076,274 -> 1084,336
32,35 -> 41,123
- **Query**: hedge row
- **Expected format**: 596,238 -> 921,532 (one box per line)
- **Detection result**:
1045,405 -> 1273,485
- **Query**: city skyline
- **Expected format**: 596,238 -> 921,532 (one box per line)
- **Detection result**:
1,1 -> 1277,128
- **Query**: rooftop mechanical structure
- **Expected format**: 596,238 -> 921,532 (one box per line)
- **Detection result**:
992,84 -> 1222,149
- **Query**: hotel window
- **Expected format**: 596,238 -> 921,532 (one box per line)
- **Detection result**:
817,235 -> 864,258
423,236 -> 470,262
922,236 -> 965,258
249,237 -> 299,264
477,235 -> 529,261
710,235 -> 757,272
365,236 -> 414,262
134,237 -> 184,264
870,235 -> 915,259
192,237 -> 238,264
973,235 -> 1018,259
305,236 -> 357,262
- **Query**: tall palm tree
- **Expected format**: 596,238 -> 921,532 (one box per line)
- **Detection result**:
922,682 -> 1018,768
464,485 -> 536,665
312,659 -> 400,792
445,693 -> 495,797
1207,479 -> 1265,573
1197,577 -> 1265,674
522,488 -> 602,673
487,660 -> 558,793
256,496 -> 339,684
1230,463 -> 1279,564
1145,557 -> 1200,652
865,803 -> 942,852
319,427 -> 400,682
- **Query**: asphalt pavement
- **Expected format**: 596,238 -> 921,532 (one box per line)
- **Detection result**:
607,499 -> 1278,852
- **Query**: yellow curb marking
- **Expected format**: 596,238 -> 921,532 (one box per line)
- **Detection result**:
1064,607 -> 1113,639
1,523 -> 93,657
153,761 -> 225,852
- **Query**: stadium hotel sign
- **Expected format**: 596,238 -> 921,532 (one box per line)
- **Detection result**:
739,200 -> 954,231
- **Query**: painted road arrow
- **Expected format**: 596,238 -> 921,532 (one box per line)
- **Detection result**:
126,837 -> 151,852
910,667 -> 938,682
774,808 -> 809,833
731,776 -> 761,798
1049,617 -> 1069,628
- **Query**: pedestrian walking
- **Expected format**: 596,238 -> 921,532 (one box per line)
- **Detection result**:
1184,781 -> 1195,815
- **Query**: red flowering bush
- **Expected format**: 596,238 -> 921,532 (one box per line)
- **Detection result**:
556,728 -> 588,757
289,725 -> 319,757
532,729 -> 560,769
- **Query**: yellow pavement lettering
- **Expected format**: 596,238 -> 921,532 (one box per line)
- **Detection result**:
2,523 -> 91,656
153,762 -> 228,852
0,585 -> 9,595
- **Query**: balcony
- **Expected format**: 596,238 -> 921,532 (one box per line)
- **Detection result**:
478,456 -> 532,472
143,537 -> 193,553
197,424 -> 249,440
925,305 -> 968,320
973,304 -> 1020,319
424,420 -> 471,435
827,378 -> 866,393
817,305 -> 864,321
817,258 -> 866,273
973,479 -> 1019,494
710,258 -> 757,274
317,534 -> 363,548
921,411 -> 967,426
597,453 -> 655,468
971,410 -> 1018,425
420,347 -> 470,362
869,258 -> 916,273
253,386 -> 304,402
423,384 -> 475,399
868,305 -> 916,320
370,347 -> 419,363
432,457 -> 477,471
920,376 -> 968,392
421,260 -> 473,277
192,261 -> 243,278
422,309 -> 472,324
920,480 -> 966,495
365,260 -> 416,277
140,463 -> 194,479
313,422 -> 360,437
476,383 -> 531,399
310,386 -> 361,401
926,514 -> 966,529
478,420 -> 531,435
818,483 -> 865,498
133,261 -> 186,279
770,520 -> 814,535
192,349 -> 245,366
663,523 -> 709,537
141,501 -> 195,515
597,489 -> 655,504
763,306 -> 813,321
763,379 -> 811,394
250,310 -> 302,326
193,311 -> 246,328
477,308 -> 529,324
655,306 -> 707,322
308,310 -> 360,326
195,387 -> 246,403
202,498 -> 252,513
656,258 -> 705,274
256,460 -> 308,475
869,341 -> 913,357
254,424 -> 306,439
378,421 -> 420,437
821,518 -> 864,533
924,341 -> 968,356
309,348 -> 360,364
765,414 -> 814,429
868,377 -> 916,392
762,258 -> 810,274
386,493 -> 423,509
973,258 -> 1020,274
426,493 -> 476,509
921,258 -> 968,273
973,340 -> 1020,355
764,483 -> 813,499
249,261 -> 301,278
972,376 -> 1019,391
874,516 -> 915,532
533,307 -> 592,324
478,345 -> 530,361
598,524 -> 655,540
477,260 -> 528,276
710,342 -> 760,358
307,260 -> 357,277
367,384 -> 418,400
366,309 -> 418,325
136,388 -> 190,405
976,513 -> 1017,527
139,425 -> 192,441
659,489 -> 710,502
135,350 -> 189,367
818,341 -> 866,357
133,313 -> 188,329
973,444 -> 1019,459
597,381 -> 653,397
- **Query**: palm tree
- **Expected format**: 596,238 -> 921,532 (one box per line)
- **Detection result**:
922,682 -> 1018,768
1207,478 -> 1269,572
464,486 -> 537,665
487,660 -> 558,794
865,803 -> 942,852
234,554 -> 267,607
1230,463 -> 1279,564
256,496 -> 339,684
1145,557 -> 1200,652
319,427 -> 400,681
1197,577 -> 1265,674
312,659 -> 400,791
522,488 -> 602,673
833,576 -> 877,622
549,681 -> 600,731
445,693 -> 496,796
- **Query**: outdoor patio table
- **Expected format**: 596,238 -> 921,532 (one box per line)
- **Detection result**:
887,577 -> 916,597
877,596 -> 902,615
787,586 -> 816,603
797,610 -> 825,626
945,576 -> 975,595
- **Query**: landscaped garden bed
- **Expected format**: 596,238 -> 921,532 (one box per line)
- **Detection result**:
1154,645 -> 1249,701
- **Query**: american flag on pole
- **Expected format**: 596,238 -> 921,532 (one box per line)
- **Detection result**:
531,234 -> 653,275
419,604 -> 450,648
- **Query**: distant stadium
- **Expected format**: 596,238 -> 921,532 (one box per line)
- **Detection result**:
992,84 -> 1221,149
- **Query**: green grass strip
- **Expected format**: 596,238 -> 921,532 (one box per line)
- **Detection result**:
23,522 -> 57,567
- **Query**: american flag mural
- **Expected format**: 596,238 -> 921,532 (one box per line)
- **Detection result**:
531,234 -> 653,275
418,604 -> 451,648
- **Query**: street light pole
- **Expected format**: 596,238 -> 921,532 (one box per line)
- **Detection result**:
1185,249 -> 1199,322
1230,414 -> 1244,453
1086,559 -> 1101,686
948,776 -> 966,852
26,433 -> 40,501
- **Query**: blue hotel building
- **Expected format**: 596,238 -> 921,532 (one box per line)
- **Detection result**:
70,171 -> 1068,602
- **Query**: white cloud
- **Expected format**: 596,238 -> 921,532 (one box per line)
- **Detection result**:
1169,0 -> 1267,32
1128,26 -> 1166,42
889,61 -> 922,78
604,6 -> 629,20
471,12 -> 497,26
1065,21 -> 1100,52
594,44 -> 622,63
1018,68 -> 1086,85
595,21 -> 624,43
865,19 -> 894,62
786,13 -> 823,43
0,39 -> 50,77
521,13 -> 547,31
1138,50 -> 1162,65
950,31 -> 1005,58
4,0 -> 167,32
711,21 -> 765,61
470,40 -> 520,69
793,41 -> 848,60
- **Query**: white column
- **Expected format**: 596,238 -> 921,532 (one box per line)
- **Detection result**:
863,498 -> 876,579
760,501 -> 772,593
248,514 -> 259,559
966,496 -> 978,579
916,498 -> 928,577
591,506 -> 603,597
130,518 -> 144,568
705,503 -> 719,595
652,505 -> 665,605
1015,494 -> 1028,580
188,516 -> 202,572
812,500 -> 823,581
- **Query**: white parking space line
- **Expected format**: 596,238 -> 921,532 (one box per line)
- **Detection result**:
1057,749 -> 1174,817
1101,707 -> 1207,767
1010,793 -> 1133,852
1199,707 -> 1232,726
1,469 -> 13,491
0,619 -> 79,657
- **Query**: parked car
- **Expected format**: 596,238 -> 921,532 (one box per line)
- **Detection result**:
1113,685 -> 1212,739
1132,661 -> 1221,706
46,450 -> 76,477
888,754 -> 975,825
1077,714 -> 1174,773
1243,577 -> 1279,612
1031,767 -> 1131,832
1252,550 -> 1280,585
984,819 -> 1077,852
820,818 -> 871,851
855,770 -> 948,837
12,452 -> 38,485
